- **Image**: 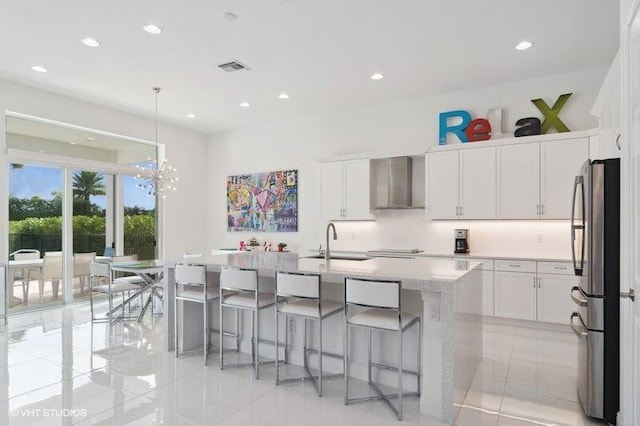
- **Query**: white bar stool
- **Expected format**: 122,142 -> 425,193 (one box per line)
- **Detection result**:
275,271 -> 343,396
174,263 -> 219,365
344,277 -> 421,421
219,267 -> 275,379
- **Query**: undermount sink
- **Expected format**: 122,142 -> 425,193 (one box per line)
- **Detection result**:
302,255 -> 371,261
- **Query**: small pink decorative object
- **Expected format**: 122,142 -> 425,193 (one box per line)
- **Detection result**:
263,242 -> 272,252
239,241 -> 246,251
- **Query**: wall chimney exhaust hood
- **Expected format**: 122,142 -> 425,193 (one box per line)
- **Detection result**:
370,156 -> 424,209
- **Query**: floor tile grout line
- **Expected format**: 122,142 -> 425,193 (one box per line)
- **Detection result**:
211,380 -> 282,425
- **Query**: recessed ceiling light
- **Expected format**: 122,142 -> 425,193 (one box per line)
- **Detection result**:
186,113 -> 196,119
70,142 -> 77,145
240,102 -> 250,108
81,38 -> 100,47
31,65 -> 48,73
86,137 -> 95,142
143,24 -> 162,34
278,93 -> 290,100
224,12 -> 238,21
370,73 -> 384,80
515,41 -> 533,51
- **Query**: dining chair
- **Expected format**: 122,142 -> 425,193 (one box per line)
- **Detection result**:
36,251 -> 63,302
343,277 -> 421,421
275,271 -> 343,396
11,249 -> 41,302
110,255 -> 146,286
73,252 -> 96,294
89,261 -> 143,323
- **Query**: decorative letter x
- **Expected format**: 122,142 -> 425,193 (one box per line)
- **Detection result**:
530,93 -> 572,134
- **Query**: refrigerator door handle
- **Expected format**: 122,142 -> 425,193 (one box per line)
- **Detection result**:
571,175 -> 585,276
570,312 -> 588,339
570,286 -> 588,306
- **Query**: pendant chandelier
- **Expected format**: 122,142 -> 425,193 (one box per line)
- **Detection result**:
136,87 -> 178,198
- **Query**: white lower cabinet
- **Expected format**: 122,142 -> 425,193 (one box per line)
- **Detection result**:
494,270 -> 537,321
536,273 -> 579,324
492,260 -> 575,325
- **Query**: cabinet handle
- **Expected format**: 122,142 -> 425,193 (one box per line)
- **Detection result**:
541,204 -> 545,215
536,204 -> 540,215
616,134 -> 621,151
455,206 -> 459,216
538,277 -> 541,288
553,266 -> 567,270
508,264 -> 521,268
533,277 -> 536,288
460,206 -> 463,216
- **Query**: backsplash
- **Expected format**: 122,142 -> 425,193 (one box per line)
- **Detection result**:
318,209 -> 572,259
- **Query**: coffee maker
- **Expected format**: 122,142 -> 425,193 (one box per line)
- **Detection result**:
454,229 -> 469,254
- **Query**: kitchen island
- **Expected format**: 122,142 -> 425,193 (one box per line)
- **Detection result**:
162,252 -> 483,424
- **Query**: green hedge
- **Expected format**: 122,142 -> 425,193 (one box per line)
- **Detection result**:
11,215 -> 155,235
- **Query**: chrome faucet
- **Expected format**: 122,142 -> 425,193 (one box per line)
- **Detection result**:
325,222 -> 337,261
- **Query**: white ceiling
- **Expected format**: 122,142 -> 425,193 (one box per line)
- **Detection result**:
0,0 -> 619,135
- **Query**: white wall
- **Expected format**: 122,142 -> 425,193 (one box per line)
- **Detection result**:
0,78 -> 209,261
207,67 -> 607,258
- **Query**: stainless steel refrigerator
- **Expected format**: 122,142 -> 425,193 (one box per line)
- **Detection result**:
570,158 -> 620,424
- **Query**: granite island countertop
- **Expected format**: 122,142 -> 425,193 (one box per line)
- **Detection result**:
170,251 -> 480,291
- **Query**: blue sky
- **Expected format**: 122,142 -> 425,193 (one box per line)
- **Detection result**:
9,165 -> 155,209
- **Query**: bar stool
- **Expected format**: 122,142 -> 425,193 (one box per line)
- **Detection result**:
219,267 -> 275,379
275,271 -> 343,396
343,277 -> 421,421
174,263 -> 219,365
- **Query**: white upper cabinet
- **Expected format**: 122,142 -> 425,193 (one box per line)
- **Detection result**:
427,147 -> 496,220
320,161 -> 344,220
497,137 -> 588,219
497,143 -> 540,219
320,159 -> 371,220
460,147 -> 496,219
540,138 -> 589,218
427,151 -> 458,219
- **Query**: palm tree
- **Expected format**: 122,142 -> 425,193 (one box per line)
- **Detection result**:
72,171 -> 105,201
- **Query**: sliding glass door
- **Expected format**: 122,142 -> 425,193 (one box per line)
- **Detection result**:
71,169 -> 115,302
8,163 -> 64,311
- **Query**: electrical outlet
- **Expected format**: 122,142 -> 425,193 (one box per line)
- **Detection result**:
288,319 -> 296,334
429,304 -> 440,321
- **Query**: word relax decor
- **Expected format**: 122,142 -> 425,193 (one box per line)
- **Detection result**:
438,93 -> 572,145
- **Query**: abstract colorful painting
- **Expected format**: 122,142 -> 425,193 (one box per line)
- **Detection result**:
227,169 -> 298,232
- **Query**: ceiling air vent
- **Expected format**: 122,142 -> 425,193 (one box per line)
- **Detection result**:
218,61 -> 250,73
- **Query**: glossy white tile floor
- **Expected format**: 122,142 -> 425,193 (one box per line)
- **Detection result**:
0,304 -> 607,425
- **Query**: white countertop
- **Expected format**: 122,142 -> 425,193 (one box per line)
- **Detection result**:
173,252 -> 480,291
302,249 -> 572,263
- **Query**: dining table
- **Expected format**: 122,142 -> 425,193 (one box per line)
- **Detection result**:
110,259 -> 164,321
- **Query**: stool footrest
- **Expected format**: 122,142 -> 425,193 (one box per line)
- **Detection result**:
369,361 -> 419,376
277,372 -> 343,385
346,392 -> 420,403
304,347 -> 344,360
